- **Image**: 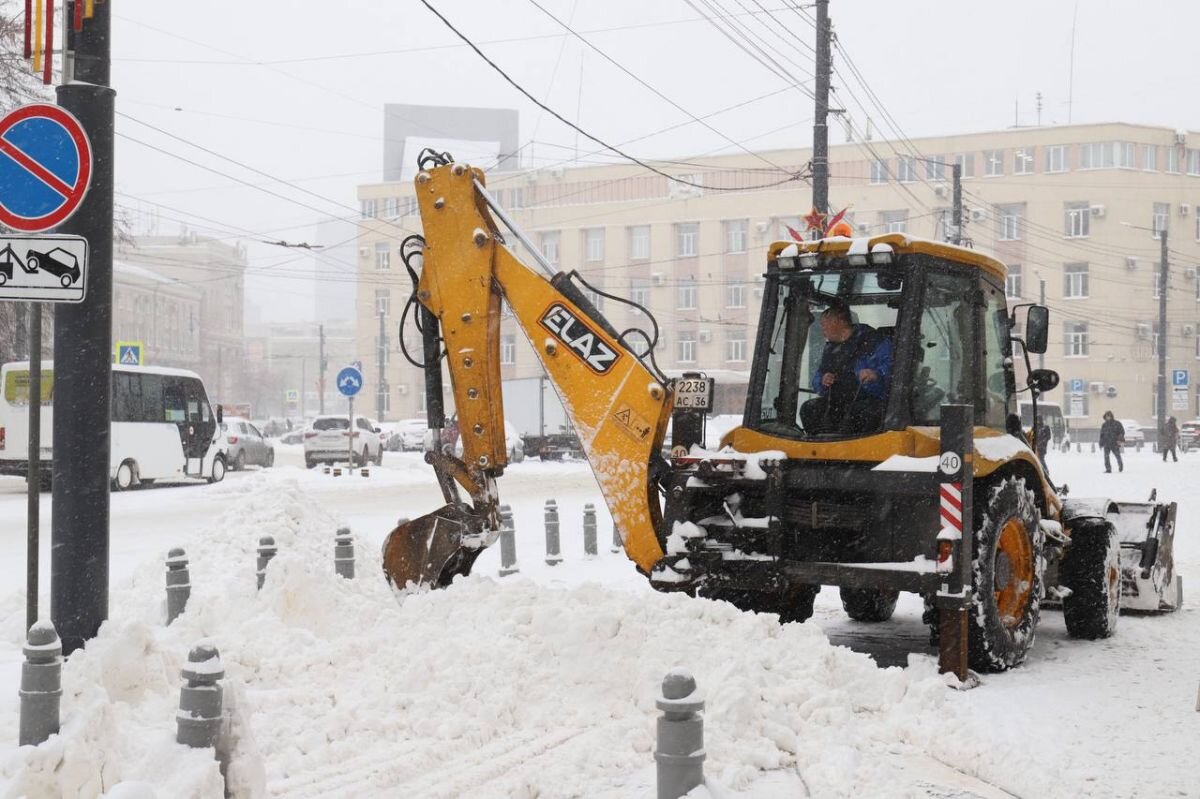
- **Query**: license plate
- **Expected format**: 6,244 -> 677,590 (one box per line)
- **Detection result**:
673,377 -> 714,412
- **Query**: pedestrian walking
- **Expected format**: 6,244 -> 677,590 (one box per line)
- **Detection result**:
1099,411 -> 1125,473
1161,416 -> 1180,463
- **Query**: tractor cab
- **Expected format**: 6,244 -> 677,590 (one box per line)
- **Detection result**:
735,234 -> 1049,451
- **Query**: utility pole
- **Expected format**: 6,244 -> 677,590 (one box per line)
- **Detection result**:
810,0 -> 832,222
377,310 -> 387,421
300,357 -> 307,420
1158,227 -> 1169,440
951,163 -> 963,246
52,0 -> 114,655
1039,277 -> 1046,369
318,324 -> 327,414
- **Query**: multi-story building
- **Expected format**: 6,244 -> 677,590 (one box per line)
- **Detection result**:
112,260 -> 202,370
244,320 -> 356,420
357,122 -> 1200,430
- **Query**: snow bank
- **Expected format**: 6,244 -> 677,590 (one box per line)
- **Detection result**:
1,471 -> 1046,798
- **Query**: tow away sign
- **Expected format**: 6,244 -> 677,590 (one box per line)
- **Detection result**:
0,234 -> 88,302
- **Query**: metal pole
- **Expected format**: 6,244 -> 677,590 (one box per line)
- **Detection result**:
1158,228 -> 1169,438
810,0 -> 831,222
51,0 -> 114,655
300,356 -> 307,420
318,323 -> 326,414
348,396 -> 355,465
937,404 -> 973,682
26,304 -> 41,633
951,163 -> 963,246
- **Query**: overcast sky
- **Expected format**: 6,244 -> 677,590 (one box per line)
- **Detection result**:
107,0 -> 1200,325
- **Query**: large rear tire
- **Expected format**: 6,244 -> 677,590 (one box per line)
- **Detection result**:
1061,521 -> 1121,639
839,587 -> 900,622
966,477 -> 1045,672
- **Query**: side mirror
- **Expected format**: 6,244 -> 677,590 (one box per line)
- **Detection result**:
216,405 -> 223,424
374,427 -> 382,434
1028,368 -> 1060,393
1024,305 -> 1050,354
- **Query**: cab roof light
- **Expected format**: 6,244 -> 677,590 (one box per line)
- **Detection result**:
869,243 -> 895,266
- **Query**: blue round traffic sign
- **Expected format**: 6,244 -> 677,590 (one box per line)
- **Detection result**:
336,366 -> 363,397
0,104 -> 93,233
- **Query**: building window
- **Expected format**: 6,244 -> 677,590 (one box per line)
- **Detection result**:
1153,322 -> 1162,358
583,287 -> 604,312
1153,203 -> 1170,239
677,277 -> 697,310
584,228 -> 605,262
676,223 -> 699,257
508,187 -> 525,209
775,216 -> 802,240
375,289 -> 390,316
402,196 -> 419,216
984,150 -> 1004,176
954,153 -> 975,178
1144,144 -> 1158,171
1167,147 -> 1181,174
1006,264 -> 1022,299
630,279 -> 649,311
1079,142 -> 1106,169
1065,202 -> 1090,238
998,204 -> 1023,241
1065,322 -> 1089,357
1189,150 -> 1200,176
628,225 -> 650,260
677,331 -> 696,363
361,199 -> 378,219
1196,216 -> 1200,242
925,157 -> 946,180
726,331 -> 746,362
1116,142 -> 1136,168
726,282 -> 745,308
869,159 -> 888,184
1154,273 -> 1163,299
375,335 -> 389,366
383,197 -> 398,218
1064,263 -> 1089,298
374,242 -> 390,270
1046,145 -> 1068,173
500,334 -> 516,365
1013,149 -> 1034,175
896,156 -> 917,183
881,210 -> 907,234
724,219 -> 748,253
540,231 -> 561,266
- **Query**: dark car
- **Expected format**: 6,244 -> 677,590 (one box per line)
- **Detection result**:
25,247 -> 81,287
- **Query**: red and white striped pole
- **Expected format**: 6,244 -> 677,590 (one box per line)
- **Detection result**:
936,404 -> 973,682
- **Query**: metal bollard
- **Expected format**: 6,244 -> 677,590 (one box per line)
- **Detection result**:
176,643 -> 224,749
256,536 -> 277,591
583,503 -> 598,557
19,621 -> 62,747
655,669 -> 705,799
612,520 -> 622,554
334,527 -> 355,579
499,504 -> 519,577
1091,442 -> 1096,453
544,499 -> 562,566
165,547 -> 191,625
360,467 -> 370,477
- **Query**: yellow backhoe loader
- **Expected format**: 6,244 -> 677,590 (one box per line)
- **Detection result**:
382,152 -> 1182,673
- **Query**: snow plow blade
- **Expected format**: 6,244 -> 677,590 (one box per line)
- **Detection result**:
1112,498 -> 1182,612
381,504 -> 489,590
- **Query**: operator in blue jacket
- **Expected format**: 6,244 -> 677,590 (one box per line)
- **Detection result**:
800,301 -> 893,434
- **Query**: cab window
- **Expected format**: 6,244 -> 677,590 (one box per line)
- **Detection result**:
911,271 -> 972,424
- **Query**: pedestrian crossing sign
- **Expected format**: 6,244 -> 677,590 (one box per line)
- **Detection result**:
114,341 -> 143,366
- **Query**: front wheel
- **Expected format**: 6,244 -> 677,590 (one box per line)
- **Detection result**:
208,455 -> 226,484
60,274 -> 73,288
265,449 -> 275,468
374,446 -> 383,466
839,587 -> 900,622
1061,521 -> 1121,639
234,451 -> 246,471
113,460 -> 136,491
966,477 -> 1044,672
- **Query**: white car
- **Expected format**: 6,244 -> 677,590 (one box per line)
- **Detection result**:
452,419 -> 525,463
1118,419 -> 1145,447
393,417 -> 429,451
304,414 -> 384,468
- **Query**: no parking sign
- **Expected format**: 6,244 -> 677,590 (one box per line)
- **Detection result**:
0,104 -> 92,233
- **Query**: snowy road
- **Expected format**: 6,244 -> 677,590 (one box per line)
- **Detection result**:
0,444 -> 1195,797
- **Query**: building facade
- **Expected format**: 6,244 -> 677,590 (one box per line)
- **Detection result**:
357,122 -> 1200,430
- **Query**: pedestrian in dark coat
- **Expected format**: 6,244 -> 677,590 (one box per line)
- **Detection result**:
1099,411 -> 1125,473
1162,416 -> 1179,463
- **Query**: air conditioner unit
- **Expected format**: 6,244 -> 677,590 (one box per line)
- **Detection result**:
755,221 -> 770,235
1089,381 -> 1105,394
753,274 -> 766,282
359,246 -> 369,258
525,171 -> 538,185
548,166 -> 565,179
1180,203 -> 1192,217
1186,267 -> 1197,279
970,208 -> 988,222
1090,204 -> 1106,218
397,384 -> 408,395
698,330 -> 713,343
1126,256 -> 1138,270
933,183 -> 948,198
1176,131 -> 1187,146
1184,324 -> 1196,338
651,272 -> 666,286
855,221 -> 870,233
1136,323 -> 1151,339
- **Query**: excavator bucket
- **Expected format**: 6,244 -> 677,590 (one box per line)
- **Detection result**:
1112,497 -> 1183,612
382,504 -> 490,591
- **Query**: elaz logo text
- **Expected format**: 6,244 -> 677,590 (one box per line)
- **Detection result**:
539,303 -> 620,374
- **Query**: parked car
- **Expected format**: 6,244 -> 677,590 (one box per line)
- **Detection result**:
303,414 -> 383,468
449,417 -> 525,463
1179,419 -> 1200,451
279,428 -> 307,446
221,417 -> 275,470
393,417 -> 429,451
1118,419 -> 1145,447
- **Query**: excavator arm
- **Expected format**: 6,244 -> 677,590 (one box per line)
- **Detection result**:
382,157 -> 672,589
